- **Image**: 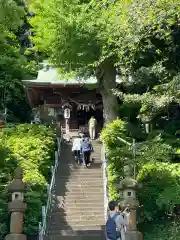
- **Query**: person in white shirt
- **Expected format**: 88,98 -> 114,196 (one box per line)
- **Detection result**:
107,200 -> 130,240
72,136 -> 82,164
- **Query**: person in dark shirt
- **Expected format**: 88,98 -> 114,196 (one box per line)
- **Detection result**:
81,137 -> 93,167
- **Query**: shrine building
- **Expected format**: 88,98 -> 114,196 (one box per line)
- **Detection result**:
23,62 -> 104,132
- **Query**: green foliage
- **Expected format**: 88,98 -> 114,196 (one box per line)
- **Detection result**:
101,119 -> 132,200
0,0 -> 38,122
138,163 -> 180,221
0,124 -> 55,239
30,0 -> 180,237
101,119 -> 180,239
142,221 -> 180,240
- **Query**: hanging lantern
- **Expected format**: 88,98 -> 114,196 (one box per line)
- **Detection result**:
64,107 -> 71,119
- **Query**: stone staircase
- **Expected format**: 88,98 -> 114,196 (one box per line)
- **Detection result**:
46,138 -> 105,240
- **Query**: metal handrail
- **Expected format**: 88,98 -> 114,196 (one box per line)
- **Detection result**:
102,143 -> 109,222
39,136 -> 62,240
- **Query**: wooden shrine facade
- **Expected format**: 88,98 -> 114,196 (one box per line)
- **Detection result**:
24,82 -> 103,131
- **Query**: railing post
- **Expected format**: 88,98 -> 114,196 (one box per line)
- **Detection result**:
39,222 -> 42,240
42,206 -> 46,221
102,143 -> 109,223
55,151 -> 58,169
51,166 -> 54,174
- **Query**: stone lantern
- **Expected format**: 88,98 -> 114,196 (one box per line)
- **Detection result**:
0,118 -> 4,131
5,167 -> 27,240
118,165 -> 143,240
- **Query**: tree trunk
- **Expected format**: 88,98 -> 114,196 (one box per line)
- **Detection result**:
96,62 -> 118,124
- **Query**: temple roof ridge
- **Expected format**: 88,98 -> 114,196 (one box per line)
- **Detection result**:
23,61 -> 121,86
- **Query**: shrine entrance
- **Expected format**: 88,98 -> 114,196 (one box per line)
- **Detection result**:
70,101 -> 103,133
76,108 -> 103,132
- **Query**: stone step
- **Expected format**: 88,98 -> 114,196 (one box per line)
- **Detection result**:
48,225 -> 105,231
51,205 -> 104,212
60,186 -> 103,191
56,174 -> 103,179
57,164 -> 102,170
63,182 -> 104,187
47,229 -> 104,236
53,197 -> 104,204
57,169 -> 103,173
62,197 -> 104,204
50,209 -> 104,216
57,186 -> 104,192
56,178 -> 103,183
49,218 -> 105,224
54,196 -> 104,202
91,152 -> 101,154
49,214 -> 105,222
56,196 -> 104,203
55,183 -> 103,189
57,173 -> 103,178
48,220 -> 105,229
62,186 -> 104,191
57,164 -> 102,168
47,235 -> 105,240
55,193 -> 104,199
55,178 -> 104,184
55,180 -> 103,185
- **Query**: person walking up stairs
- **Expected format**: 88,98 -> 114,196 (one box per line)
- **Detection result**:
46,138 -> 105,240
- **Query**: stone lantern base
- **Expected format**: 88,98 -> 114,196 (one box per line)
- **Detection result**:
125,230 -> 143,240
5,234 -> 27,240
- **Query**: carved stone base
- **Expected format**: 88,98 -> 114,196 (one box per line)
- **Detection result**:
5,234 -> 27,240
125,230 -> 143,240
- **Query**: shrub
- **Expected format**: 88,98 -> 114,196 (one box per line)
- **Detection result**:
100,119 -> 131,200
137,162 -> 180,222
142,221 -> 180,240
100,119 -> 180,239
0,124 -> 55,239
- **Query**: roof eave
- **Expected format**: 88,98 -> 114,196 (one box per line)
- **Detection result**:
22,81 -> 97,88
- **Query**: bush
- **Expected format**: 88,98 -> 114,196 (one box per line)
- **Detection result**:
137,162 -> 180,222
0,124 -> 55,239
100,119 -> 131,200
142,221 -> 180,240
100,119 -> 180,239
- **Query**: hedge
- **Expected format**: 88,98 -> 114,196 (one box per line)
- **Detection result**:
0,124 -> 55,239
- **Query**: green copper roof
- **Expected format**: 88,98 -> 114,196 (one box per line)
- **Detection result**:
23,64 -> 121,86
23,67 -> 97,85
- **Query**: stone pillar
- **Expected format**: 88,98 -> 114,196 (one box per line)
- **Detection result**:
5,167 -> 27,240
118,165 -> 143,240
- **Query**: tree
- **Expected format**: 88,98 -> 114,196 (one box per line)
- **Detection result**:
29,0 -> 121,122
110,0 -> 180,127
0,0 -> 38,122
100,1 -> 180,238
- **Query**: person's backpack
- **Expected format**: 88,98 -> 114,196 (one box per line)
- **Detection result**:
106,213 -> 121,240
